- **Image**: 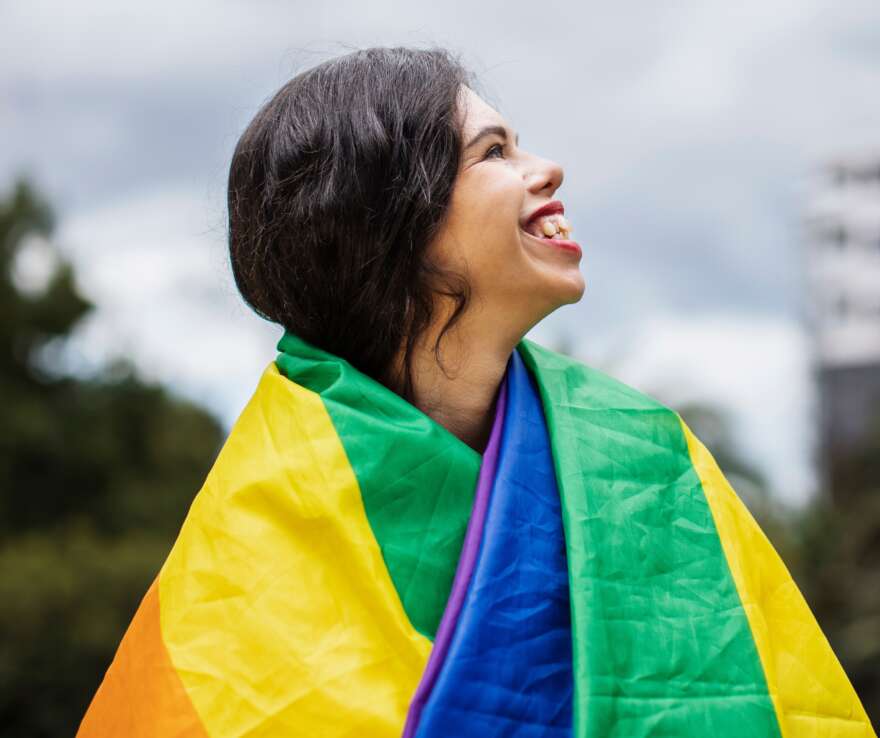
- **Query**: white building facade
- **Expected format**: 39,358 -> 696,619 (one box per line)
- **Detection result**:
803,155 -> 880,486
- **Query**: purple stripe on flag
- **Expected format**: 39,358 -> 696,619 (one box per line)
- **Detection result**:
401,370 -> 509,738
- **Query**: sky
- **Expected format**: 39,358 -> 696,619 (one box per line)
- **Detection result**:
4,0 -> 880,505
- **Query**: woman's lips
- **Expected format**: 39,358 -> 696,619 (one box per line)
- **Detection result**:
520,227 -> 582,258
523,200 -> 565,228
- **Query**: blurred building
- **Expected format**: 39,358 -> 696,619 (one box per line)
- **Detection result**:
803,154 -> 880,497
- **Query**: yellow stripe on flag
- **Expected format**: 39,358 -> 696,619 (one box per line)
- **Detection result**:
157,363 -> 431,737
680,417 -> 875,738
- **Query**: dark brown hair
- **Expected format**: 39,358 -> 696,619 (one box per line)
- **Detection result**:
227,46 -> 481,402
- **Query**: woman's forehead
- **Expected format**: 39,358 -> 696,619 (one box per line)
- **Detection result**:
459,87 -> 504,130
458,86 -> 518,143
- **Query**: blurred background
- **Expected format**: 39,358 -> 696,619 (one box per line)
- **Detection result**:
2,1 -> 879,734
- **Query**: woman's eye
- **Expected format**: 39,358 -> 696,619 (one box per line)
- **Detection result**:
484,143 -> 505,160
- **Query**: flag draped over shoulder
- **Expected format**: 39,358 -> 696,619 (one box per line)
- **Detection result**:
77,332 -> 876,738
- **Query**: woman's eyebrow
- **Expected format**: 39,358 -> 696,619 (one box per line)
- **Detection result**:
465,125 -> 520,149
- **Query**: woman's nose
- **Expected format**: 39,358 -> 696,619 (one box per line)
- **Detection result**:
525,154 -> 564,195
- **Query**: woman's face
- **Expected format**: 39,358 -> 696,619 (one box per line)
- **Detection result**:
428,85 -> 585,338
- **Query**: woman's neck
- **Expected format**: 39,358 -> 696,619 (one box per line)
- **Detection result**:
400,314 -> 521,454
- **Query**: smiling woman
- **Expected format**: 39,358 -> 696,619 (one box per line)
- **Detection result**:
431,85 -> 586,348
77,46 -> 875,738
224,50 -> 585,453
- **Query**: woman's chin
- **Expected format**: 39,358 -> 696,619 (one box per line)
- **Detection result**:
521,271 -> 586,322
534,254 -> 586,303
553,270 -> 586,306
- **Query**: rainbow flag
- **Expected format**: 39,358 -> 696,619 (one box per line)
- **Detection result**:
78,331 -> 875,737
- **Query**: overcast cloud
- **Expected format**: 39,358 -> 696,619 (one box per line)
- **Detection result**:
4,0 -> 880,505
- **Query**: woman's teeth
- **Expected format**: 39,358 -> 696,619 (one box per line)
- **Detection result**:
530,214 -> 573,240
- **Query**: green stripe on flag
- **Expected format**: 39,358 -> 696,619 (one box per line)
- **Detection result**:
276,331 -> 480,640
518,338 -> 781,738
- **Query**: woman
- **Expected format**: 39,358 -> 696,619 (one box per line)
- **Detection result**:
78,47 -> 874,737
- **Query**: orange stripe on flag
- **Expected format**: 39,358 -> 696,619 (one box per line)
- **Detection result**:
76,578 -> 209,738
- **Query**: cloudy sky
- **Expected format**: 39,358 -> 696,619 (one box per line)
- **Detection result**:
4,0 -> 880,505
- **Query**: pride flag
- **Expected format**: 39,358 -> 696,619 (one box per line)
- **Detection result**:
78,332 -> 875,737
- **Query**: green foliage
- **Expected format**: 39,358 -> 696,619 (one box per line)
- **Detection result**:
0,178 -> 225,736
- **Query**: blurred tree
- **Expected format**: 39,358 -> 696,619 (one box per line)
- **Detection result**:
0,178 -> 225,736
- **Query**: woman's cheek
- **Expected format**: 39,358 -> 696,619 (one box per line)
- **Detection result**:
469,165 -> 521,209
